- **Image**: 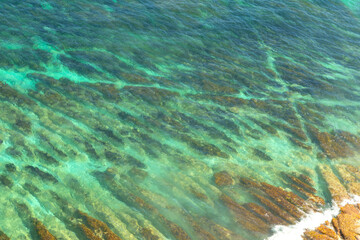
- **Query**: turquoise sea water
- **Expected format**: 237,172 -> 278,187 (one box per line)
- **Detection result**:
0,0 -> 360,239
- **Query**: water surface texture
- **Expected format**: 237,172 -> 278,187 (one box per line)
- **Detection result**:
0,0 -> 360,239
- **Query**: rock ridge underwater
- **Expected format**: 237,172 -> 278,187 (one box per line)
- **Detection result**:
0,0 -> 360,239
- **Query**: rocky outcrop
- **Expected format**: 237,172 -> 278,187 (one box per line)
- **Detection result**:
123,86 -> 180,105
214,171 -> 234,186
303,204 -> 360,240
306,124 -> 355,159
220,194 -> 271,234
319,165 -> 349,203
302,164 -> 360,239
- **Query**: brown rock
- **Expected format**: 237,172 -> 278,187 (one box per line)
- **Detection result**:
32,218 -> 57,240
253,193 -> 297,224
121,73 -> 151,84
336,204 -> 360,240
180,134 -> 229,158
241,177 -> 307,211
252,148 -> 273,161
298,173 -> 315,187
190,189 -> 208,201
318,132 -> 353,159
239,177 -> 261,189
0,230 -> 10,240
203,219 -> 244,240
86,83 -> 121,101
240,177 -> 310,220
336,165 -> 360,195
189,220 -> 216,240
297,103 -> 325,125
336,131 -> 360,149
289,183 -> 325,207
76,210 -> 122,240
260,182 -> 304,219
0,175 -> 13,188
346,182 -> 360,196
262,182 -> 306,207
288,137 -> 312,151
79,224 -> 102,240
249,117 -> 278,136
123,86 -> 179,105
273,121 -> 307,141
319,165 -> 349,203
306,124 -> 353,159
200,79 -> 238,94
303,230 -> 333,240
214,171 -> 234,186
244,202 -> 287,225
283,172 -> 316,194
331,217 -> 340,236
302,197 -> 360,239
159,216 -> 191,240
220,194 -> 271,233
316,224 -> 337,239
0,82 -> 36,107
345,165 -> 360,180
209,96 -> 248,107
140,228 -> 160,240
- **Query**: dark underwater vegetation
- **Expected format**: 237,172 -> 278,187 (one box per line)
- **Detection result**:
0,0 -> 360,239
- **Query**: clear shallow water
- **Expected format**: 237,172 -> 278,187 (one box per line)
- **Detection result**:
0,0 -> 360,239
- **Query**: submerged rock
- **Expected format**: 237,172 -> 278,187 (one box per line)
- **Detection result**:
0,175 -> 13,188
5,163 -> 16,173
252,148 -> 273,161
288,136 -> 312,151
206,95 -> 248,107
35,150 -> 59,165
14,119 -> 32,133
319,165 -> 349,203
25,166 -> 58,183
0,230 -> 10,240
244,202 -> 287,226
249,118 -> 278,136
220,194 -> 271,234
259,182 -> 305,219
203,219 -> 244,240
86,83 -> 122,101
123,86 -> 179,105
336,130 -> 360,149
281,172 -> 325,207
180,134 -> 229,158
76,210 -> 122,240
0,82 -> 36,107
272,121 -> 307,141
306,124 -> 353,159
199,79 -> 239,94
213,171 -> 234,186
282,172 -> 316,194
159,216 -> 192,240
336,165 -> 360,196
239,177 -> 307,223
140,227 -> 160,240
32,218 -> 57,240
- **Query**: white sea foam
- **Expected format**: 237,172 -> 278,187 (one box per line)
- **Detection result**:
267,195 -> 360,240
